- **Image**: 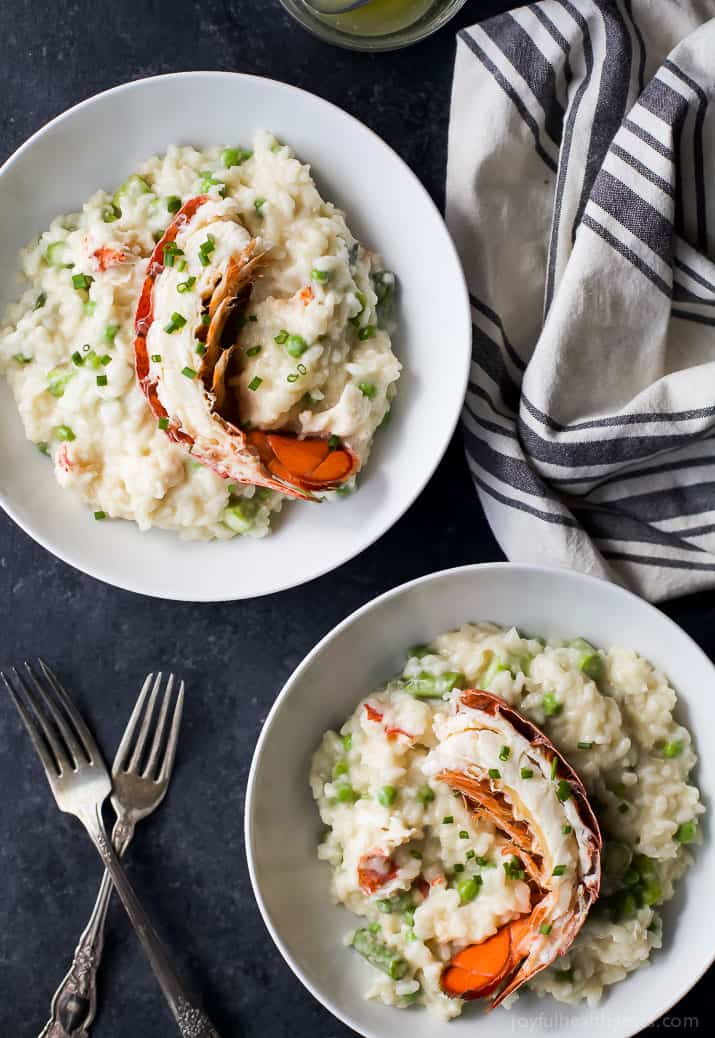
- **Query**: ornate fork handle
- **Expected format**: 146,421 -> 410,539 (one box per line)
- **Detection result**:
40,818 -> 135,1038
82,806 -> 221,1037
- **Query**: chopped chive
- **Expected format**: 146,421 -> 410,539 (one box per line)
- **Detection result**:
181,366 -> 197,379
556,780 -> 572,802
578,741 -> 593,750
13,353 -> 32,364
499,745 -> 511,761
328,435 -> 341,450
410,849 -> 422,860
297,362 -> 307,375
100,354 -> 112,366
475,856 -> 491,867
95,374 -> 108,387
84,300 -> 96,316
195,343 -> 207,356
342,733 -> 352,752
254,197 -> 266,213
158,417 -> 169,430
33,292 -> 47,311
274,329 -> 289,345
55,424 -> 75,442
539,923 -> 552,935
177,276 -> 197,293
248,376 -> 263,392
453,863 -> 465,873
104,323 -> 119,343
36,441 -> 49,455
504,857 -> 526,880
102,203 -> 121,223
442,815 -> 454,825
201,313 -> 211,327
198,235 -> 216,266
71,350 -> 85,366
552,865 -> 567,877
466,849 -> 475,860
151,354 -> 162,363
458,830 -> 469,840
562,824 -> 573,835
72,273 -> 94,291
94,510 -> 106,520
521,767 -> 534,779
550,757 -> 558,780
164,312 -> 187,333
175,259 -> 187,272
162,242 -> 184,267
246,345 -> 262,357
248,314 -> 258,322
488,768 -> 501,780
358,381 -> 377,399
287,373 -> 299,383
358,324 -> 376,341
311,268 -> 330,283
166,195 -> 182,214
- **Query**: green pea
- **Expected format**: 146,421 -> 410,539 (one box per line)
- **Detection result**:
285,334 -> 308,358
417,785 -> 435,806
675,820 -> 697,844
542,691 -> 562,717
334,782 -> 358,804
457,876 -> 481,904
378,785 -> 397,807
662,740 -> 684,759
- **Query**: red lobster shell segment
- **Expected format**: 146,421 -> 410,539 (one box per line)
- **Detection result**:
437,690 -> 602,1008
133,195 -> 359,499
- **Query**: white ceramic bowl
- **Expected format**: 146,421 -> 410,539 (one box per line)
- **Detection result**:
246,563 -> 713,1038
0,72 -> 470,601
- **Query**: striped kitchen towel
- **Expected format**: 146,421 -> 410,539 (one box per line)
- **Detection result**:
447,0 -> 715,601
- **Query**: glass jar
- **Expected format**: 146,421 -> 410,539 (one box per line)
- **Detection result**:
278,0 -> 469,51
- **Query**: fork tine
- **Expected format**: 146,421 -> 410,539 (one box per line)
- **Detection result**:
158,679 -> 184,784
1,669 -> 59,777
112,672 -> 153,772
38,659 -> 102,765
144,673 -> 174,778
2,667 -> 68,776
24,662 -> 85,767
128,672 -> 162,773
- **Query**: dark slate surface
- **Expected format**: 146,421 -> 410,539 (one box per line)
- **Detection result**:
0,1 -> 710,1035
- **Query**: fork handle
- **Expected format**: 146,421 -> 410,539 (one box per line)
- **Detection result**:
82,808 -> 221,1038
39,819 -> 135,1038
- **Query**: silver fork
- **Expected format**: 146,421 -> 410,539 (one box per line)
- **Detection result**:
40,672 -> 184,1038
2,662 -> 221,1038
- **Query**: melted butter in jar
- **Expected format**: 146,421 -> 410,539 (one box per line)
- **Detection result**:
313,0 -> 435,37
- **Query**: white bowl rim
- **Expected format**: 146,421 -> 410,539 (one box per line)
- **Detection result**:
0,70 -> 471,601
244,561 -> 715,1037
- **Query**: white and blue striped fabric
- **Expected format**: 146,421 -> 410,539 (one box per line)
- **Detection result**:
447,0 -> 715,601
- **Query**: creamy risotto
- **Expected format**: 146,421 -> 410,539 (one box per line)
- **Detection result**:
0,131 -> 400,539
310,623 -> 703,1019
